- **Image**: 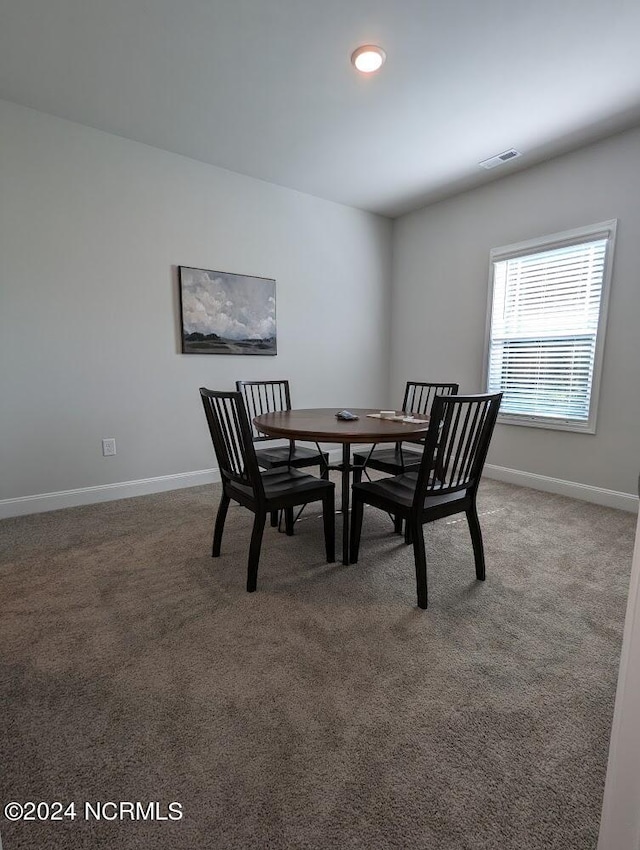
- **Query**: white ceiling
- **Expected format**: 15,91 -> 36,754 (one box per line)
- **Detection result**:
1,0 -> 640,217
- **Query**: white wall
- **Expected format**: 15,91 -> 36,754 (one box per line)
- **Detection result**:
0,100 -> 392,512
598,507 -> 640,850
391,127 -> 640,500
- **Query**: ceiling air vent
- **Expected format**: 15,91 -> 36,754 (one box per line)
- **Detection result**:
479,149 -> 522,170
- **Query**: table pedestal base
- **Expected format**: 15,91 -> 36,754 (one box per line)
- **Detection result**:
318,442 -> 366,566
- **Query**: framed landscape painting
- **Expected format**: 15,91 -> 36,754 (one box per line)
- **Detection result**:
178,266 -> 276,355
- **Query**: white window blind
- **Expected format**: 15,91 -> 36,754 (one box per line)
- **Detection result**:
485,221 -> 616,433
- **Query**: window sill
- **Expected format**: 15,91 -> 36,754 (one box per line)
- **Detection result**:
497,414 -> 596,434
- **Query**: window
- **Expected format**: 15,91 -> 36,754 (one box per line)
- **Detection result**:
484,220 -> 616,433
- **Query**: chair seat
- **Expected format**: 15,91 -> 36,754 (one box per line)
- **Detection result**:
262,467 -> 332,500
352,444 -> 423,475
255,444 -> 325,469
352,473 -> 466,512
230,466 -> 333,505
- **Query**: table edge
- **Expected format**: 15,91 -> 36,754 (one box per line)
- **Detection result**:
253,408 -> 430,443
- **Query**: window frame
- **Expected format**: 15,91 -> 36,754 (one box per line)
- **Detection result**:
483,219 -> 617,434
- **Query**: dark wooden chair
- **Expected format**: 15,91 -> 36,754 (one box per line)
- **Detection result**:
200,388 -> 335,593
353,381 -> 459,535
236,379 -> 329,529
353,381 -> 459,477
350,392 -> 502,609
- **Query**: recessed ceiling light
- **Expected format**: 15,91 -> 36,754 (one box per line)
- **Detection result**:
351,45 -> 386,74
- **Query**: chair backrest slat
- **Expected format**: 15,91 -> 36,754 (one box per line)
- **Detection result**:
218,396 -> 243,477
402,381 -> 459,416
200,388 -> 264,497
458,401 -> 482,485
236,380 -> 292,441
444,401 -> 467,487
414,393 -> 502,505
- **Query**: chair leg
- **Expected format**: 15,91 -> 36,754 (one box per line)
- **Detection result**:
349,494 -> 365,563
212,492 -> 230,557
410,514 -> 428,609
270,510 -> 279,527
353,465 -> 363,485
284,507 -> 294,536
466,504 -> 486,580
247,511 -> 266,593
322,491 -> 335,563
393,515 -> 403,535
320,454 -> 329,480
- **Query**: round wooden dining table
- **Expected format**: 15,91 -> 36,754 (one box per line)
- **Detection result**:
253,408 -> 430,565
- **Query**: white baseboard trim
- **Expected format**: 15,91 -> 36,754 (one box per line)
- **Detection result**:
0,449 -> 347,520
484,464 -> 638,513
0,468 -> 221,519
3,455 -> 635,520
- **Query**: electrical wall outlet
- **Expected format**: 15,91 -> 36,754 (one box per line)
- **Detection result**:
102,438 -> 116,457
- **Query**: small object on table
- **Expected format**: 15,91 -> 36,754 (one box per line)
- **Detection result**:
367,412 -> 424,423
335,410 -> 359,421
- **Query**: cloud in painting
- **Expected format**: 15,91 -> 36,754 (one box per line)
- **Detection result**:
181,268 -> 276,340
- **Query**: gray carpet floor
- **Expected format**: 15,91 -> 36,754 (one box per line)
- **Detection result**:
0,478 -> 635,850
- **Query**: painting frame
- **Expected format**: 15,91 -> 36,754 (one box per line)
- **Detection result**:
178,265 -> 277,356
